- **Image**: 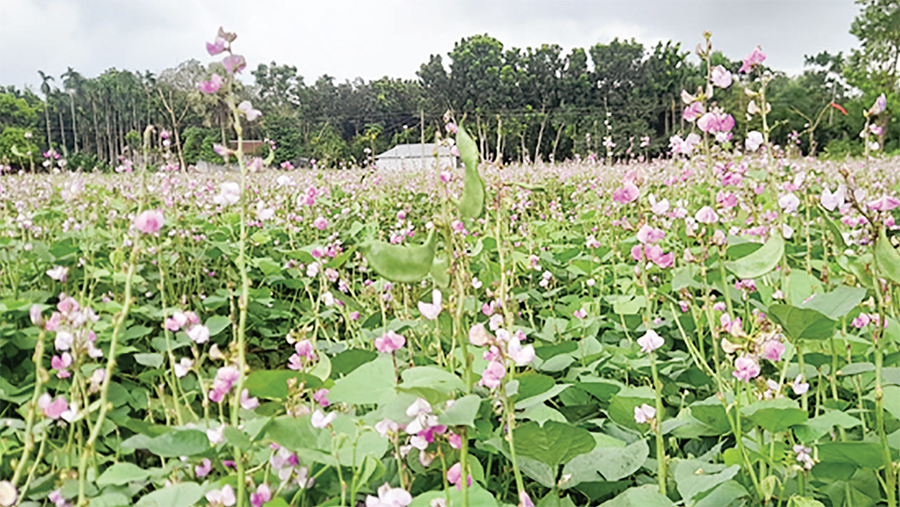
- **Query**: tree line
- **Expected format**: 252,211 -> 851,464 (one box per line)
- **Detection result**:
0,0 -> 896,170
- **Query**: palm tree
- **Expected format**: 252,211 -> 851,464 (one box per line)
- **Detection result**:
38,70 -> 55,150
62,67 -> 84,153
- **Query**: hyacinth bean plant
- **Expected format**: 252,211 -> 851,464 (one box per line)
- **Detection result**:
0,30 -> 899,507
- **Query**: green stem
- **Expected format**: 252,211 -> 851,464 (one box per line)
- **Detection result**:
12,328 -> 46,487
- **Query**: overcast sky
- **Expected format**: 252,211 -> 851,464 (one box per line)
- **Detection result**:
1,0 -> 861,91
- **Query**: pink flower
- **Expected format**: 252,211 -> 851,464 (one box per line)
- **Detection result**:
869,93 -> 887,116
365,482 -> 412,507
38,393 -> 68,420
711,65 -> 733,88
637,330 -> 664,354
195,458 -> 212,478
519,491 -> 535,507
762,339 -> 785,361
311,409 -> 336,429
479,360 -> 505,388
418,289 -> 443,320
634,403 -> 656,424
198,73 -> 223,94
313,388 -> 330,407
206,36 -> 226,55
48,489 -> 70,507
313,216 -> 328,230
613,182 -> 639,204
51,352 -> 72,378
733,355 -> 761,382
631,244 -> 644,262
697,112 -> 735,133
375,330 -> 406,353
134,209 -> 164,234
206,485 -> 236,507
669,133 -> 701,155
637,225 -> 665,244
695,206 -> 719,224
222,54 -> 246,74
868,196 -> 900,211
250,484 -> 272,507
739,46 -> 767,73
507,336 -> 535,366
573,308 -> 587,319
447,462 -> 473,491
683,101 -> 705,122
448,432 -> 462,449
186,324 -> 210,344
240,389 -> 259,410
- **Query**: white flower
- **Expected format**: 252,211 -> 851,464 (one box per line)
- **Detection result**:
47,265 -> 69,282
417,289 -> 442,320
637,330 -> 664,354
311,409 -> 336,429
213,182 -> 241,206
634,403 -> 656,424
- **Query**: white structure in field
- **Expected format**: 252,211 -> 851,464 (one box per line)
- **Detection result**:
375,143 -> 458,171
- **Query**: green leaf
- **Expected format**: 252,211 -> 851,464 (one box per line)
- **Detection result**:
692,481 -> 749,507
331,349 -> 378,376
741,398 -> 808,433
562,436 -> 643,486
512,421 -> 596,468
874,227 -> 900,284
817,442 -> 884,469
327,355 -> 395,405
265,415 -> 330,455
768,304 -> 836,341
410,484 -> 498,507
223,426 -> 252,451
788,496 -> 827,507
438,394 -> 481,427
599,485 -> 676,507
96,462 -> 152,485
431,254 -> 450,288
134,482 -> 203,507
607,386 -> 655,431
456,123 -> 485,219
794,411 -> 862,443
576,379 -> 622,402
674,460 -> 740,503
690,396 -> 732,434
400,366 -> 464,393
801,285 -> 867,320
244,370 -> 322,399
205,315 -> 232,337
724,234 -> 784,279
133,353 -> 163,368
145,429 -> 209,457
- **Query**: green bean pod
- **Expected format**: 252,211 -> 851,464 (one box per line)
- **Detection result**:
456,123 -> 485,220
363,229 -> 438,283
431,253 -> 451,288
874,227 -> 900,284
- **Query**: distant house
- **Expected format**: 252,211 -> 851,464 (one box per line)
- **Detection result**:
375,143 -> 457,171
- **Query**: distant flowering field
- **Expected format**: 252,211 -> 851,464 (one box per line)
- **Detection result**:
0,29 -> 899,507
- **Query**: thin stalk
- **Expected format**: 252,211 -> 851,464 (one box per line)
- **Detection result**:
12,328 -> 46,487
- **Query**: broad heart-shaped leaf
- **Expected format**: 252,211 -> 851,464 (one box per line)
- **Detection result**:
134,482 -> 203,507
327,354 -> 395,405
561,435 -> 645,486
740,398 -> 808,433
456,123 -> 485,219
144,429 -> 209,457
410,484 -> 498,507
692,480 -> 749,507
438,394 -> 481,427
724,234 -> 784,279
874,227 -> 900,284
674,459 -> 740,503
793,410 -> 862,443
689,395 -> 732,434
512,420 -> 596,469
768,304 -> 836,341
817,442 -> 884,469
400,366 -> 464,393
96,462 -> 152,485
244,370 -> 323,399
599,485 -> 676,507
265,415 -> 331,454
801,285 -> 867,320
607,386 -> 655,431
787,496 -> 827,507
